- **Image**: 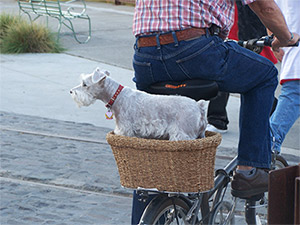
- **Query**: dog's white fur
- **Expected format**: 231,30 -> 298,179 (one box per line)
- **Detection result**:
70,68 -> 207,141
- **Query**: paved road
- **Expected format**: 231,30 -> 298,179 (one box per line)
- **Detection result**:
0,111 -> 133,224
0,0 -> 299,224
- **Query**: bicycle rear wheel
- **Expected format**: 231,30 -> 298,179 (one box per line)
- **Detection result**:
248,155 -> 289,225
271,153 -> 289,169
209,201 -> 235,225
139,195 -> 192,225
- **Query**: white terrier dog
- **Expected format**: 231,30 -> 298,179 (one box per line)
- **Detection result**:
70,68 -> 207,141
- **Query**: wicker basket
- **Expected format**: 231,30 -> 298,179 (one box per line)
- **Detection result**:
106,131 -> 222,193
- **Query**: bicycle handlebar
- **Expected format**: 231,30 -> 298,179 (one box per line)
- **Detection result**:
234,35 -> 299,54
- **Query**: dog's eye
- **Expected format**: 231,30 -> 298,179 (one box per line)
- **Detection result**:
82,82 -> 87,87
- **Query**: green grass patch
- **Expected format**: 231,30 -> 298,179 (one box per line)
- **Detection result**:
0,13 -> 64,53
0,13 -> 21,39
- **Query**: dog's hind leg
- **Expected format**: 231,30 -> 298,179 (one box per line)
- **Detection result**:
199,130 -> 206,138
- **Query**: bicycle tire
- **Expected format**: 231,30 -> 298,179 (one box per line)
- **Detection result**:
272,154 -> 289,169
253,154 -> 289,225
139,195 -> 192,225
209,201 -> 235,225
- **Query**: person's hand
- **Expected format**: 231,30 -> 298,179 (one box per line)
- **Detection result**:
272,48 -> 284,62
272,32 -> 300,52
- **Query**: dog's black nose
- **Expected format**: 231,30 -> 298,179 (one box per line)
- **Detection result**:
70,90 -> 73,94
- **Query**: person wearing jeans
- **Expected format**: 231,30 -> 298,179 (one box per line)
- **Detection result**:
270,81 -> 300,152
131,0 -> 300,223
207,2 -> 278,134
207,91 -> 230,133
270,0 -> 300,153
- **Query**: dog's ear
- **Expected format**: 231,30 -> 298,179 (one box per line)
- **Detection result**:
102,70 -> 110,76
92,69 -> 106,84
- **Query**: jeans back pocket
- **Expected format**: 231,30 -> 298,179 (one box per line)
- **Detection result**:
176,39 -> 228,80
133,58 -> 155,91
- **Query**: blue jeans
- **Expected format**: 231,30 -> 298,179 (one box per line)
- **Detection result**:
270,80 -> 300,152
131,34 -> 278,224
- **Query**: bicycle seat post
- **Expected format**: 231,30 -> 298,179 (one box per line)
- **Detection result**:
245,199 -> 257,225
244,193 -> 264,225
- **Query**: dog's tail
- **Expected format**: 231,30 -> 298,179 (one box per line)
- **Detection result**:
197,99 -> 207,115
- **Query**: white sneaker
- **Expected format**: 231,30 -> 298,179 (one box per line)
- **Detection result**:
206,124 -> 228,134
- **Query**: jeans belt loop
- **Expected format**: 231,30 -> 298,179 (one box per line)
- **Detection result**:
205,28 -> 210,38
134,36 -> 139,50
172,31 -> 179,47
156,34 -> 161,49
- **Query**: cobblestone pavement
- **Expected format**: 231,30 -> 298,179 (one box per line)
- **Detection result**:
1,111 -> 299,224
1,178 -> 131,225
0,111 -> 133,224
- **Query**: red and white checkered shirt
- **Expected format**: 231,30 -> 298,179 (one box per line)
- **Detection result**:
133,0 -> 256,37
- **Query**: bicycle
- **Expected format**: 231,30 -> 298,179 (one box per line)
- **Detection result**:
136,155 -> 288,225
135,35 -> 294,225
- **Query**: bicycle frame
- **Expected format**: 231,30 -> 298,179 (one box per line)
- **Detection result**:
137,152 -> 288,224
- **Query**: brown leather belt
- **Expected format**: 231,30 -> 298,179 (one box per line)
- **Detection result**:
137,28 -> 207,48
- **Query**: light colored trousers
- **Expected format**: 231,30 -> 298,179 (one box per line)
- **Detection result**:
270,80 -> 300,152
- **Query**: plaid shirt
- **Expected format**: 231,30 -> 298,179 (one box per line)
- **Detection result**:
133,0 -> 256,37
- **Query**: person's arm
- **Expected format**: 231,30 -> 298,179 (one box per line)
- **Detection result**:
248,0 -> 299,50
267,28 -> 284,61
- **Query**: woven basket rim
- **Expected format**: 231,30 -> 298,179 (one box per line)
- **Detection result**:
106,131 -> 222,152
